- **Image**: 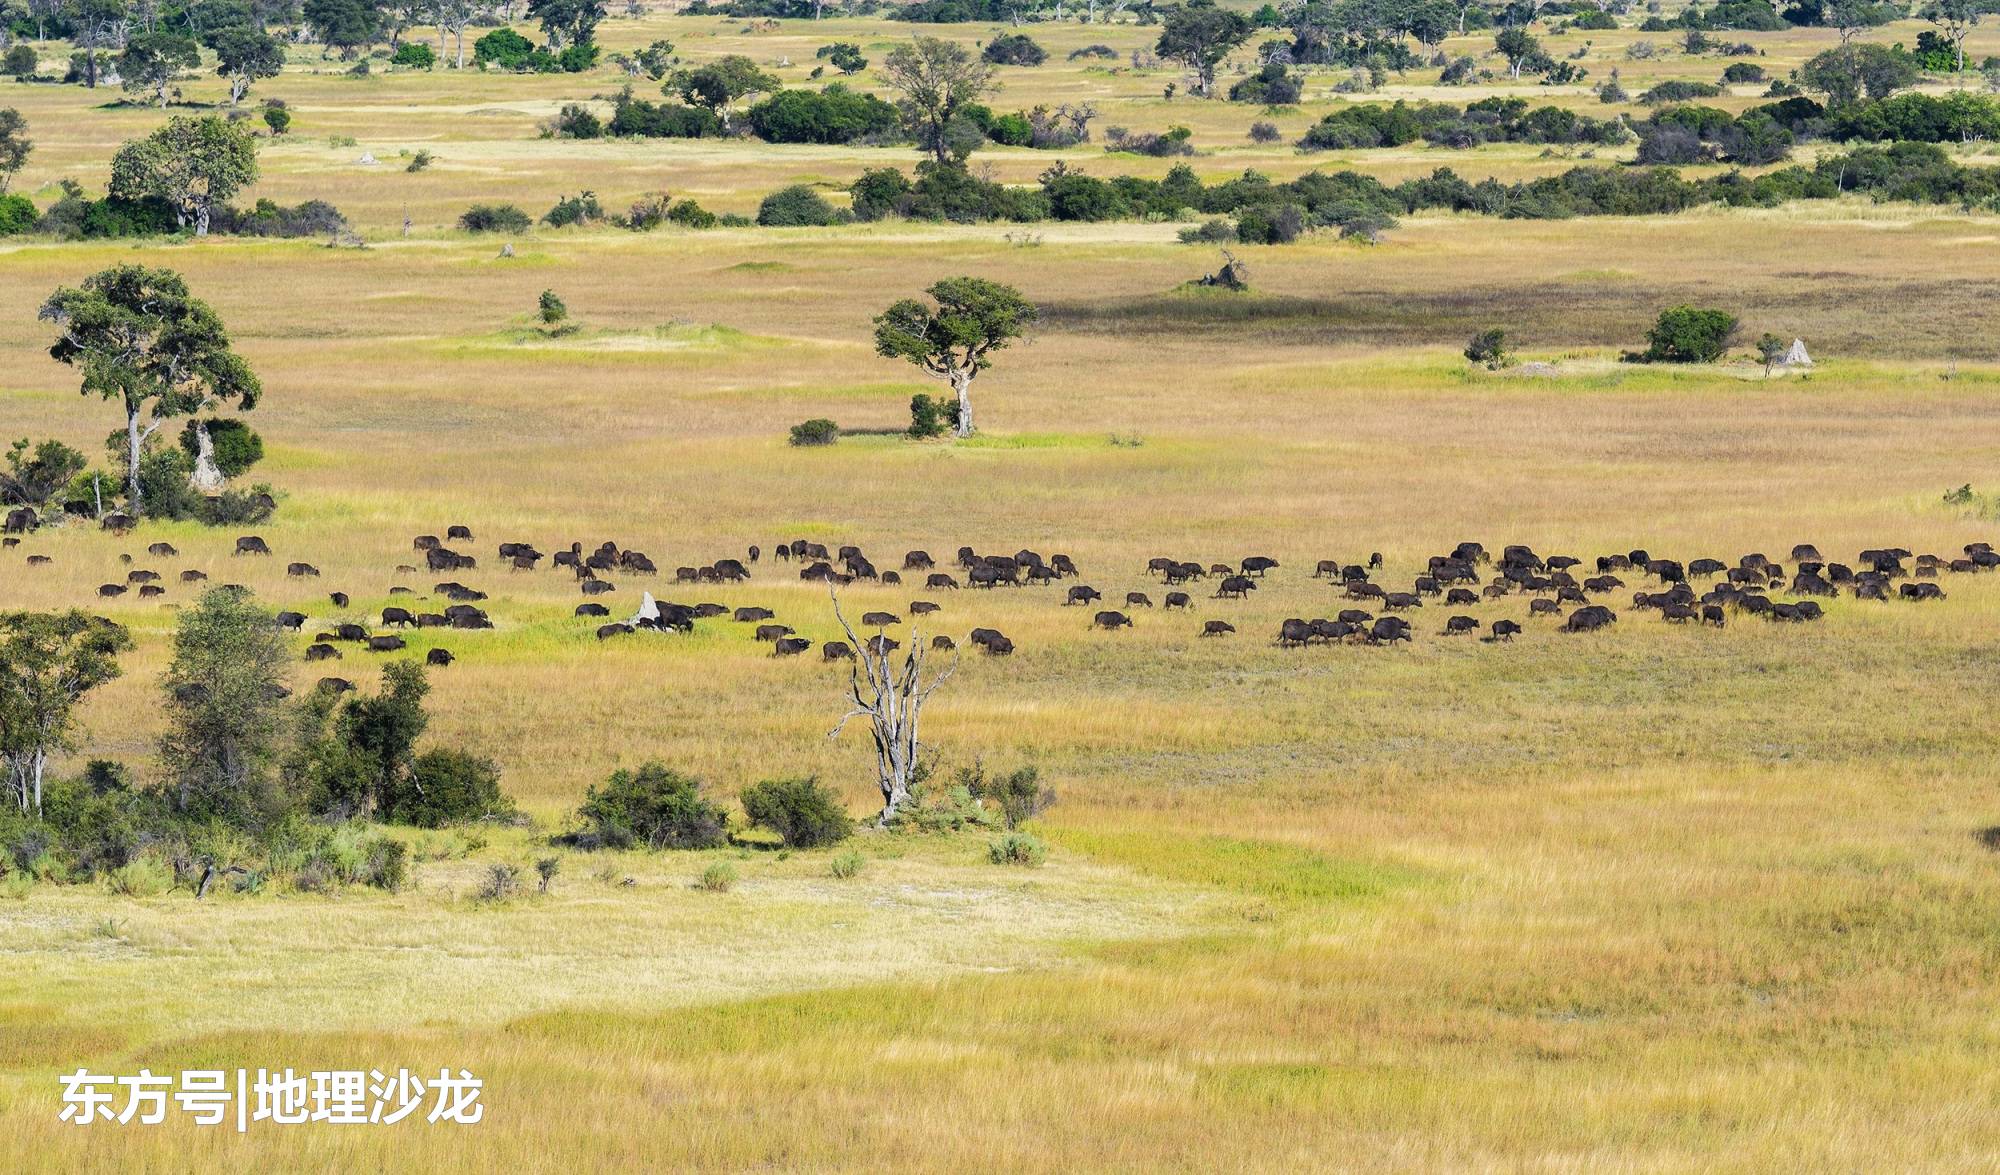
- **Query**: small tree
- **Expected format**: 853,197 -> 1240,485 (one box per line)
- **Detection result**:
1464,327 -> 1509,368
0,611 -> 131,815
907,393 -> 949,438
1496,26 -> 1540,80
1641,305 -> 1739,363
41,265 -> 262,516
1156,0 -> 1253,98
336,660 -> 429,817
670,55 -> 779,131
158,587 -> 291,823
107,115 -> 260,237
827,588 -> 958,824
119,31 -> 199,106
209,26 -> 286,107
1921,0 -> 1984,72
538,289 -> 568,327
527,0 -> 606,52
873,277 -> 1036,438
0,108 -> 30,195
1756,332 -> 1787,377
263,104 -> 293,135
881,36 -> 997,165
740,776 -> 854,847
2,438 -> 86,507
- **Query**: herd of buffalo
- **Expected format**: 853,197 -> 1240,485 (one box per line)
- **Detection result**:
7,513 -> 1997,678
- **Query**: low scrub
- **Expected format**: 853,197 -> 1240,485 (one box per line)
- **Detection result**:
561,763 -> 730,851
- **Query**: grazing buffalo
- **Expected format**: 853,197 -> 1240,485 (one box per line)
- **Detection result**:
447,525 -> 473,541
306,643 -> 340,661
234,536 -> 271,556
178,569 -> 206,582
883,572 -> 903,586
415,613 -> 447,628
904,551 -> 935,570
1345,582 -> 1385,601
926,573 -> 959,590
1126,592 -> 1154,608
382,607 -> 414,627
2,507 -> 37,534
1562,606 -> 1617,633
317,677 -> 356,694
445,606 -> 492,630
755,624 -> 794,642
1528,598 -> 1560,617
861,611 -> 900,627
287,562 -> 319,578
368,635 -> 407,652
1314,559 -> 1341,578
774,637 -> 812,657
127,569 -> 159,584
328,591 -> 349,608
1662,604 -> 1697,623
1065,585 -> 1103,606
1382,592 -> 1422,610
1051,555 -> 1078,578
580,580 -> 616,596
1202,620 -> 1235,637
823,641 -> 855,661
1277,619 -> 1313,647
1446,588 -> 1478,606
96,583 -> 127,598
864,635 -> 901,655
1701,604 -> 1725,627
572,603 -> 611,619
714,559 -> 750,582
427,648 -> 455,667
1900,581 -> 1945,601
1337,609 -> 1373,626
335,623 -> 368,641
910,601 -> 941,616
931,635 -> 955,651
275,611 -> 307,632
596,623 -> 632,640
1414,576 -> 1441,596
1443,615 -> 1479,635
1241,556 -> 1279,576
1164,592 -> 1191,610
144,541 -> 175,557
1488,619 -> 1522,641
983,636 -> 1015,655
1215,576 -> 1256,600
734,607 -> 774,623
1369,617 -> 1411,643
1091,611 -> 1132,630
101,513 -> 135,534
138,585 -> 165,598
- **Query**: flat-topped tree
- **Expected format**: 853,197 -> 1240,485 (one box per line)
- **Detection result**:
873,277 -> 1035,439
1156,0 -> 1252,98
208,26 -> 285,106
40,265 -> 261,517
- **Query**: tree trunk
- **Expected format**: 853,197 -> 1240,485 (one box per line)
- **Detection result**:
125,402 -> 146,514
951,369 -> 974,438
194,200 -> 210,237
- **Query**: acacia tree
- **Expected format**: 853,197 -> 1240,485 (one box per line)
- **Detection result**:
0,108 -> 27,194
881,36 -> 996,165
40,265 -> 262,516
527,0 -> 603,51
1156,0 -> 1252,98
670,55 -> 779,131
873,277 -> 1035,439
108,115 -> 259,236
826,589 -> 957,824
1920,0 -> 1989,72
68,0 -> 130,88
1495,26 -> 1539,79
208,25 -> 285,105
0,611 -> 131,816
158,587 -> 290,822
120,30 -> 200,106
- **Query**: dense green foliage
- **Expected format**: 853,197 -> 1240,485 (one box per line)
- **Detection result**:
747,85 -> 900,144
739,777 -> 854,847
563,763 -> 730,850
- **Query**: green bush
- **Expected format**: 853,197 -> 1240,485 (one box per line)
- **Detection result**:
0,193 -> 34,235
543,191 -> 604,227
107,856 -> 171,897
1464,327 -> 1509,367
828,850 -> 864,879
565,763 -> 729,850
459,203 -> 532,232
262,104 -> 292,135
1638,305 -> 1738,363
908,393 -> 949,438
747,85 -> 900,144
381,749 -> 512,828
390,42 -> 436,69
757,184 -> 839,227
666,199 -> 717,229
473,27 -> 539,71
552,103 -> 603,139
178,418 -> 264,479
960,763 -> 1054,829
789,418 -> 839,446
982,33 -> 1046,66
987,832 -> 1048,867
696,861 -> 737,891
740,777 -> 853,848
2,45 -> 37,77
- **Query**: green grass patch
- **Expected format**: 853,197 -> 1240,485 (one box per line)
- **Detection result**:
1060,829 -> 1424,906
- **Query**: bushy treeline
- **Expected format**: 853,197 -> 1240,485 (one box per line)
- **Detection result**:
1300,97 -> 1631,151
0,590 -> 511,899
0,184 -> 343,241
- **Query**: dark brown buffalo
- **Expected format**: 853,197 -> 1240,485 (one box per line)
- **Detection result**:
1488,619 -> 1522,641
1065,585 -> 1102,606
773,637 -> 812,657
382,607 -> 415,627
234,536 -> 271,556
1215,576 -> 1255,599
864,635 -> 901,655
305,643 -> 340,662
910,601 -> 941,616
927,573 -> 959,590
1126,592 -> 1153,608
734,606 -> 774,623
1201,620 -> 1235,636
904,551 -> 935,570
1443,615 -> 1478,635
1446,588 -> 1478,606
931,635 -> 955,651
1382,592 -> 1422,610
861,611 -> 899,627
596,623 -> 632,640
287,562 -> 319,578
368,635 -> 407,652
1562,605 -> 1617,633
427,648 -> 455,667
755,624 -> 794,641
1164,592 -> 1191,609
96,583 -> 127,598
824,641 -> 855,661
1278,618 -> 1313,647
1369,617 -> 1411,643
1338,609 -> 1373,626
275,611 -> 307,631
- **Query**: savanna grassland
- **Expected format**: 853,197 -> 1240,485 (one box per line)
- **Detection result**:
5,4 -> 2000,1170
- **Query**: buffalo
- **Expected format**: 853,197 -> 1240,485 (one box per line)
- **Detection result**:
1488,619 -> 1522,641
1562,606 -> 1617,633
774,637 -> 812,657
861,611 -> 900,627
287,562 -> 320,578
305,643 -> 340,661
910,601 -> 941,616
1443,615 -> 1479,635
1092,611 -> 1132,630
1126,592 -> 1154,608
1215,576 -> 1256,600
823,641 -> 855,661
382,607 -> 415,628
1164,592 -> 1191,609
368,635 -> 407,652
1201,620 -> 1235,637
275,611 -> 307,632
755,624 -> 794,642
427,648 -> 455,667
234,536 -> 271,556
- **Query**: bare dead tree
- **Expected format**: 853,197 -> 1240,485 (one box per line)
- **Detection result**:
826,588 -> 958,825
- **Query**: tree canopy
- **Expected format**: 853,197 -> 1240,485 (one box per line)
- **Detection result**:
873,276 -> 1035,438
108,115 -> 259,237
881,36 -> 996,165
1156,0 -> 1254,98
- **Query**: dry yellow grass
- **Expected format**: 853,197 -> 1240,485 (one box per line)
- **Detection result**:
4,12 -> 2000,1170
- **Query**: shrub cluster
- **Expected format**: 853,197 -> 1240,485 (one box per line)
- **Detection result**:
1299,98 -> 1629,151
